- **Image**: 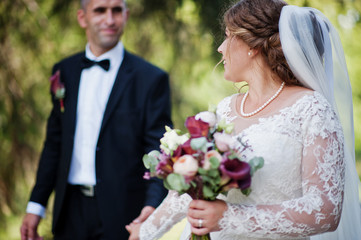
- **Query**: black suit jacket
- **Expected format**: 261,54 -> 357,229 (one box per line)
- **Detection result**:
29,50 -> 171,239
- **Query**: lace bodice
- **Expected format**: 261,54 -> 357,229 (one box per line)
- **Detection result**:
139,92 -> 345,240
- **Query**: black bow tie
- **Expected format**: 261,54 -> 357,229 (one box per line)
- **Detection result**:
81,57 -> 110,71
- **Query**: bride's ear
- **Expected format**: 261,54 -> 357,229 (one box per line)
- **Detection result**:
248,48 -> 260,57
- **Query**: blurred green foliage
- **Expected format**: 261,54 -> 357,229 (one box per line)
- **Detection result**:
0,0 -> 360,239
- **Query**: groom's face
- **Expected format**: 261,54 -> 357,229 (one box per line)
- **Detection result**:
77,0 -> 129,56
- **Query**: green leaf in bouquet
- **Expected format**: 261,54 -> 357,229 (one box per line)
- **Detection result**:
208,127 -> 217,136
241,188 -> 252,196
148,150 -> 161,158
164,125 -> 182,135
167,126 -> 182,135
165,125 -> 172,132
166,173 -> 190,192
207,169 -> 220,179
201,175 -> 213,184
209,156 -> 220,169
142,151 -> 160,173
221,191 -> 230,197
217,118 -> 234,134
198,168 -> 207,175
227,151 -> 240,160
214,177 -> 221,186
224,124 -> 234,134
190,137 -> 208,152
249,157 -> 264,176
163,178 -> 172,190
203,185 -> 216,199
203,175 -> 221,189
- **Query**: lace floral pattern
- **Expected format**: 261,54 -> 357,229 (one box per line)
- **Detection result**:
139,92 -> 345,240
140,191 -> 191,239
216,94 -> 237,124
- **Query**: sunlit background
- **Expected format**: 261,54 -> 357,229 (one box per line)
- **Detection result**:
1,0 -> 360,239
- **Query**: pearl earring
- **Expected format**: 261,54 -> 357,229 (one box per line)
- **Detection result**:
248,52 -> 252,56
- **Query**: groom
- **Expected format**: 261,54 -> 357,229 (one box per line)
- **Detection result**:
20,0 -> 171,239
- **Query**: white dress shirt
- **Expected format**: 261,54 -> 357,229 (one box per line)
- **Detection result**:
68,42 -> 123,185
27,42 -> 124,217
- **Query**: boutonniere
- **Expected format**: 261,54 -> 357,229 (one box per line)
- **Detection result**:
50,70 -> 65,112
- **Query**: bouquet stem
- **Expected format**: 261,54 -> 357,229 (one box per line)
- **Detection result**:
190,233 -> 211,240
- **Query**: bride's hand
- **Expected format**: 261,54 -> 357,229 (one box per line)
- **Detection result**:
187,199 -> 227,236
125,222 -> 141,240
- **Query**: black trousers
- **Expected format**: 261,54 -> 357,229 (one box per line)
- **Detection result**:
54,185 -> 104,240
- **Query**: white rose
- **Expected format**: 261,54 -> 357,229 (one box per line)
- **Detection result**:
203,150 -> 222,170
213,132 -> 234,152
160,126 -> 189,155
173,155 -> 199,177
195,111 -> 217,128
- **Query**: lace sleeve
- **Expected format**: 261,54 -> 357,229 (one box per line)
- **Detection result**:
139,190 -> 191,240
218,97 -> 345,239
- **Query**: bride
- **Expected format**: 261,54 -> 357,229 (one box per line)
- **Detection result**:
127,0 -> 361,239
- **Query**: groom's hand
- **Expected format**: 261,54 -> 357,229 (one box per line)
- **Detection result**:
20,213 -> 43,240
126,222 -> 141,240
125,206 -> 154,239
131,206 -> 155,224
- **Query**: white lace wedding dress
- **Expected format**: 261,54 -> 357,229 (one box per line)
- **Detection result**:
139,91 -> 348,240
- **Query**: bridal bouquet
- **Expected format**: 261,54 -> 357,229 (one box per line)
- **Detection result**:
143,107 -> 264,240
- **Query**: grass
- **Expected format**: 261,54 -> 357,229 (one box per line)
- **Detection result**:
160,218 -> 187,240
0,215 -> 187,240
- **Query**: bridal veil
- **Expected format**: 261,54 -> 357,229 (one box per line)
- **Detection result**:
279,5 -> 361,239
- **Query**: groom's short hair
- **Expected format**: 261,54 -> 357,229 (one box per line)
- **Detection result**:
80,0 -> 127,10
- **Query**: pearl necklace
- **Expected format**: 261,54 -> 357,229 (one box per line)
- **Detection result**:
240,82 -> 285,117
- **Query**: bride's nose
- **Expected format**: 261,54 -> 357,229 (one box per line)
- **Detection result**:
217,45 -> 222,54
217,40 -> 225,54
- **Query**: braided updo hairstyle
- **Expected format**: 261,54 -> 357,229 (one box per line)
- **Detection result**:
224,0 -> 300,85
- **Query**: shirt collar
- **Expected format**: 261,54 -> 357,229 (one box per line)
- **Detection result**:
85,42 -> 124,71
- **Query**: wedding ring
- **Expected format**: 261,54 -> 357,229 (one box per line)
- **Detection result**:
198,218 -> 203,228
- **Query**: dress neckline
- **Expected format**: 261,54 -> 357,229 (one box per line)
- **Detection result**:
232,90 -> 316,120
228,91 -> 319,135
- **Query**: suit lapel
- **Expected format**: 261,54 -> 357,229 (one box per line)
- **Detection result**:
63,53 -> 84,135
99,51 -> 134,134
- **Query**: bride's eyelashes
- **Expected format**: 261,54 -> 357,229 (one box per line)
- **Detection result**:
224,30 -> 231,40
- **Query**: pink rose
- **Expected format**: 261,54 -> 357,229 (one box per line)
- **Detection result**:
203,150 -> 222,170
173,155 -> 199,177
213,132 -> 234,152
